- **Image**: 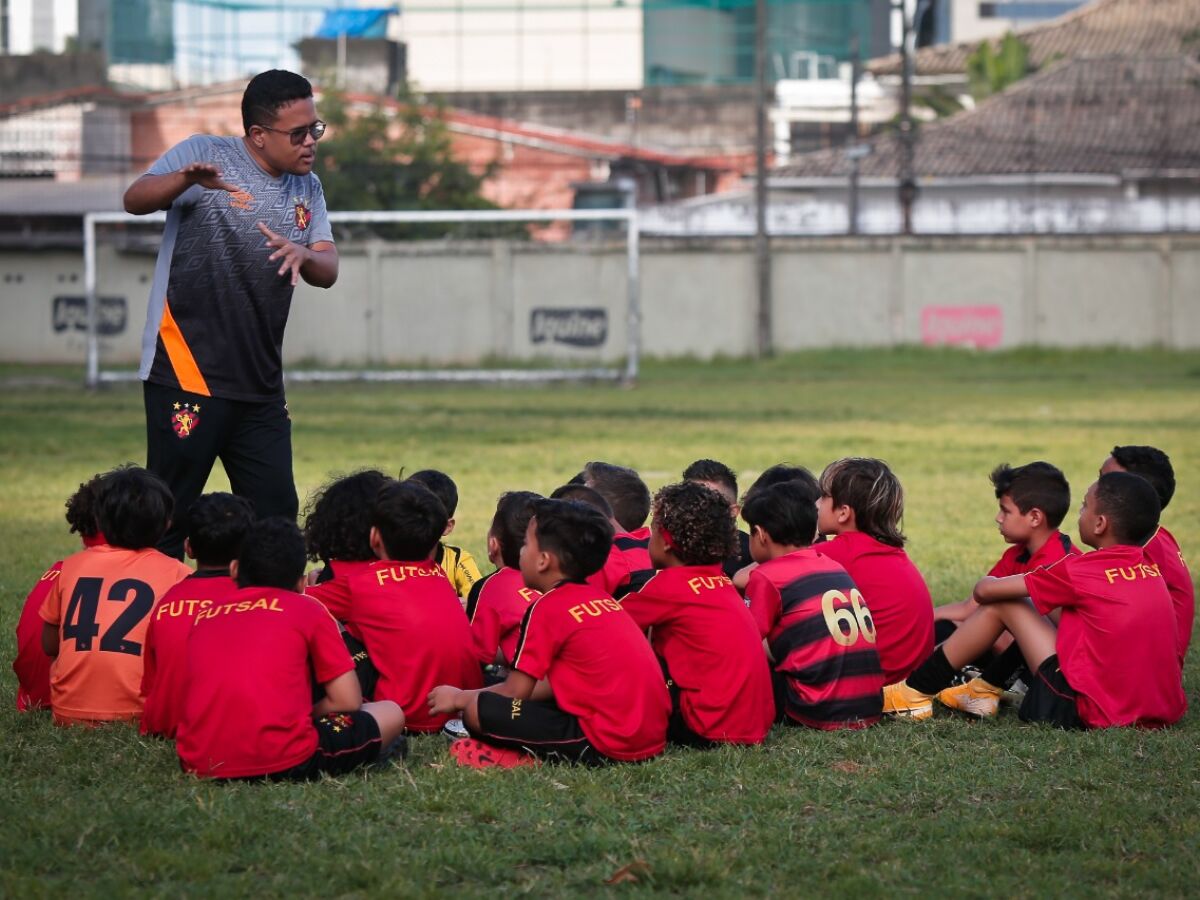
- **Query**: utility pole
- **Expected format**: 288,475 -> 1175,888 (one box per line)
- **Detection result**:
848,32 -> 861,235
897,0 -> 917,234
754,0 -> 771,357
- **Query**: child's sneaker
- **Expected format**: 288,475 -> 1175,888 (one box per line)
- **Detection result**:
448,738 -> 537,770
882,682 -> 934,720
936,678 -> 1002,719
441,718 -> 470,742
1002,677 -> 1029,707
375,734 -> 409,767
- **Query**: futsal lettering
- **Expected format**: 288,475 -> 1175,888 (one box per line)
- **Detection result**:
686,575 -> 733,595
375,565 -> 443,587
567,598 -> 623,623
156,598 -> 213,621
1103,563 -> 1162,584
194,596 -> 284,623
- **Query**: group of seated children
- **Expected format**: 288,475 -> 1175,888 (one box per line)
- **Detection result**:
12,444 -> 1191,777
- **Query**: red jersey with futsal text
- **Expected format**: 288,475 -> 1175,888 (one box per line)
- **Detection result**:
465,567 -> 541,665
14,562 -> 62,711
140,570 -> 237,738
621,565 -> 773,743
307,559 -> 482,733
815,532 -> 934,684
988,530 -> 1079,578
746,549 -> 883,730
39,545 -> 191,723
587,543 -> 631,596
512,581 -> 670,761
1026,545 -> 1186,729
1142,525 -> 1193,665
177,586 -> 353,778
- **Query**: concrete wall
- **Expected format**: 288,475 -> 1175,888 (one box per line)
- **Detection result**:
1,234 -> 1197,369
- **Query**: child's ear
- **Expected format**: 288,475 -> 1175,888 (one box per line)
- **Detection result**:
443,517 -> 455,537
368,526 -> 386,559
1028,508 -> 1045,528
291,575 -> 306,593
486,533 -> 502,565
229,559 -> 240,582
836,504 -> 854,526
1092,512 -> 1109,540
183,537 -> 197,561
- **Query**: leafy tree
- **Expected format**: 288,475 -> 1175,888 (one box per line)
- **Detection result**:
967,32 -> 1031,101
315,90 -> 521,240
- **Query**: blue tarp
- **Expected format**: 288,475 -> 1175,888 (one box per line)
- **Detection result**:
314,8 -> 397,39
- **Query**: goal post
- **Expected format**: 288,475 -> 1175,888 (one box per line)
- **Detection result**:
83,207 -> 641,389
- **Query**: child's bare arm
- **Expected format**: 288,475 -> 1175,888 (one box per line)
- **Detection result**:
933,597 -> 979,622
41,622 -> 60,658
973,574 -> 1030,605
313,669 -> 363,717
428,669 -> 538,716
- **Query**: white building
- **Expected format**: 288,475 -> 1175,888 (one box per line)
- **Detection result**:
1,0 -> 78,54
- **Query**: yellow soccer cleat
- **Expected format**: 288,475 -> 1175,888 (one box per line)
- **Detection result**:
882,681 -> 934,720
937,677 -> 1003,719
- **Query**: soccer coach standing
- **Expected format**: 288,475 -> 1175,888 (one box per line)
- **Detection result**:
123,70 -> 338,557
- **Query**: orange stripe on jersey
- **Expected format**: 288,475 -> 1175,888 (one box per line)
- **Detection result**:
158,299 -> 211,396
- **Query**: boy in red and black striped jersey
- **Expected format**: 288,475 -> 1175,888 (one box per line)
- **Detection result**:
141,493 -> 252,738
742,481 -> 884,730
306,480 -> 482,734
886,473 -> 1186,729
428,499 -> 671,766
575,461 -> 655,592
620,482 -> 773,746
933,462 -> 1079,717
1100,445 -> 1192,666
466,491 -> 543,669
13,474 -> 106,712
177,518 -> 406,780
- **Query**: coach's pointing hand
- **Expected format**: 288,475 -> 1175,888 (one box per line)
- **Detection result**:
258,221 -> 309,287
181,162 -> 240,194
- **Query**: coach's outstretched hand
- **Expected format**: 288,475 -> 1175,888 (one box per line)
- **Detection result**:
258,221 -> 309,287
181,162 -> 241,194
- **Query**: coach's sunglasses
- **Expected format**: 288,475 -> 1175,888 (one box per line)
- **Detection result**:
256,119 -> 327,146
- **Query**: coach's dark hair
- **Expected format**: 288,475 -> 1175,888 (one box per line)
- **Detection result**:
371,480 -> 448,562
64,472 -> 106,539
531,499 -> 614,581
1110,445 -> 1175,510
187,493 -> 255,568
406,469 -> 459,518
990,462 -> 1071,529
654,481 -> 738,566
742,481 -> 820,548
820,457 -> 906,548
236,517 -> 307,589
303,469 -> 390,563
490,491 -> 542,569
549,483 -> 614,521
1094,471 -> 1161,546
581,461 -> 651,533
743,463 -> 819,506
241,69 -> 313,133
96,465 -> 173,550
682,458 -> 739,505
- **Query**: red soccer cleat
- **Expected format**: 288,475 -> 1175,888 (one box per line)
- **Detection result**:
448,738 -> 538,770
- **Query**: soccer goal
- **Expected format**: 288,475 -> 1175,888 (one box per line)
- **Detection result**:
83,208 -> 641,389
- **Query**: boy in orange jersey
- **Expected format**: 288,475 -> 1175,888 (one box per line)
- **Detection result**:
620,482 -> 773,746
743,481 -> 884,730
177,518 -> 406,780
13,473 -> 106,712
428,499 -> 671,767
306,479 -> 482,733
39,466 -> 191,726
1100,445 -> 1192,666
884,473 -> 1186,729
141,493 -> 254,738
466,491 -> 543,669
934,462 -> 1078,717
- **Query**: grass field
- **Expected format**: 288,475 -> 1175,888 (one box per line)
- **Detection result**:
2,349 -> 1198,896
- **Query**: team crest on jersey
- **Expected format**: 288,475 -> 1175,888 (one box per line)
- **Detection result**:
293,198 -> 311,231
170,402 -> 201,439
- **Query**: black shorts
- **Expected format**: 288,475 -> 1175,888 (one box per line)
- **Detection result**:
470,692 -> 609,765
268,711 -> 386,781
663,659 -> 716,749
1018,655 -> 1083,730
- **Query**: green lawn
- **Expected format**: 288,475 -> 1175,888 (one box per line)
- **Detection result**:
2,349 -> 1198,896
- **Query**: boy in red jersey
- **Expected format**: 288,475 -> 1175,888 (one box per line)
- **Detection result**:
39,467 -> 192,727
306,479 -> 482,733
683,458 -> 753,579
177,518 -> 406,779
13,474 -> 106,712
934,462 -> 1079,717
743,481 -> 884,729
407,469 -> 483,600
816,457 -> 934,684
141,493 -> 253,738
1100,445 -> 1192,665
428,499 -> 671,766
575,461 -> 654,579
549,483 -> 631,596
620,482 -> 773,745
885,473 -> 1186,729
466,491 -> 543,668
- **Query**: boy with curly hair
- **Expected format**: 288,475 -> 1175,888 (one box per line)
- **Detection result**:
619,482 -> 774,746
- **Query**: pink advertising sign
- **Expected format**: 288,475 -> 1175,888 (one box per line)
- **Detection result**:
921,305 -> 1003,349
